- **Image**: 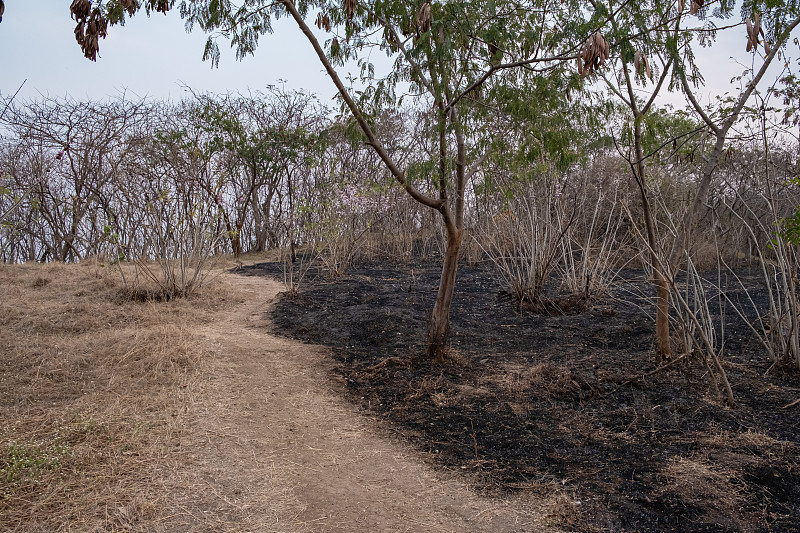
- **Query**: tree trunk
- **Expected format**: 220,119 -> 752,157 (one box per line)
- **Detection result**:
654,273 -> 671,359
234,224 -> 244,257
251,185 -> 268,253
284,0 -> 456,359
631,116 -> 672,361
286,168 -> 296,263
252,204 -> 267,252
426,226 -> 463,362
222,216 -> 240,258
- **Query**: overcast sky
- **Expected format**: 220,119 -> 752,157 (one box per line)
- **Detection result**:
1,1 -> 797,111
0,1 -> 348,103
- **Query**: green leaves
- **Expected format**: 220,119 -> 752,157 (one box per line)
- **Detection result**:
779,215 -> 800,245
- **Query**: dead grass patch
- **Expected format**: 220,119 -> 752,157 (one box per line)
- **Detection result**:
541,490 -> 583,528
0,261 -> 233,532
658,456 -> 746,531
485,362 -> 581,401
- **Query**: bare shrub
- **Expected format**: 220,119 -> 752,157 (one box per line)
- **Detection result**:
281,245 -> 316,295
713,174 -> 800,372
558,186 -> 628,301
669,255 -> 735,406
110,181 -> 225,300
316,227 -> 365,277
309,180 -> 392,276
477,175 -> 623,313
476,185 -> 567,308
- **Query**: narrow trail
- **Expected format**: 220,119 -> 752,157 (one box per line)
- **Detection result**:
152,271 -> 556,532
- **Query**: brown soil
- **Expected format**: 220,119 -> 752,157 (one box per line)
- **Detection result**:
1,260 -> 560,532
162,271 -> 558,532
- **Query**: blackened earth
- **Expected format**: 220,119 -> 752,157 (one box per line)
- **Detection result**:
241,259 -> 800,533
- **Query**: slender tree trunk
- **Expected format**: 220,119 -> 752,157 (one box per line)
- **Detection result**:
426,226 -> 462,361
425,107 -> 470,360
607,2 -> 677,361
287,168 -> 296,263
250,172 -> 267,252
252,198 -> 267,252
262,189 -> 276,250
219,209 -> 240,258
230,230 -> 242,258
249,162 -> 270,253
654,275 -> 671,358
632,118 -> 672,360
252,194 -> 272,252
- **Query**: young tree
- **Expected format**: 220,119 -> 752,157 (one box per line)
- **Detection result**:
69,0 -> 614,359
600,0 -> 688,360
670,4 -> 800,276
596,0 -> 800,362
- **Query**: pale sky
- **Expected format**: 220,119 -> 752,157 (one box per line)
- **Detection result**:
0,1 -> 347,102
0,1 -> 797,111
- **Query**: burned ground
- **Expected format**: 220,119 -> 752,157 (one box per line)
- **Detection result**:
245,259 -> 800,533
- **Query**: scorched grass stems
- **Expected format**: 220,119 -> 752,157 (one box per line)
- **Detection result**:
281,245 -> 316,296
557,185 -> 628,301
477,187 -> 569,306
665,12 -> 800,361
477,176 -> 623,309
669,253 -> 735,406
622,189 -> 724,356
763,241 -> 800,370
719,189 -> 800,371
710,98 -> 800,371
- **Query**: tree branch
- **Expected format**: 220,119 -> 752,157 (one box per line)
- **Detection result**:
281,0 -> 442,211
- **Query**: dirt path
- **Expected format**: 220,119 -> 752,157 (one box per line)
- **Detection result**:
150,271 -> 558,532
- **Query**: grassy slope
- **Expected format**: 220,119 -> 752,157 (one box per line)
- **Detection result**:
0,260 -> 231,531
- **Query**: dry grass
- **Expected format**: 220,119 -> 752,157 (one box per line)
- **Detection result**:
0,259 -> 233,532
486,362 -> 580,401
658,455 -> 747,531
541,490 -> 583,528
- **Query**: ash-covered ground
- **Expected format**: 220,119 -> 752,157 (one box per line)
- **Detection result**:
242,259 -> 800,532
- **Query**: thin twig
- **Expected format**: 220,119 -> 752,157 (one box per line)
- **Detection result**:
608,353 -> 689,393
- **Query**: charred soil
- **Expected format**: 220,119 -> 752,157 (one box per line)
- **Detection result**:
249,259 -> 800,533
